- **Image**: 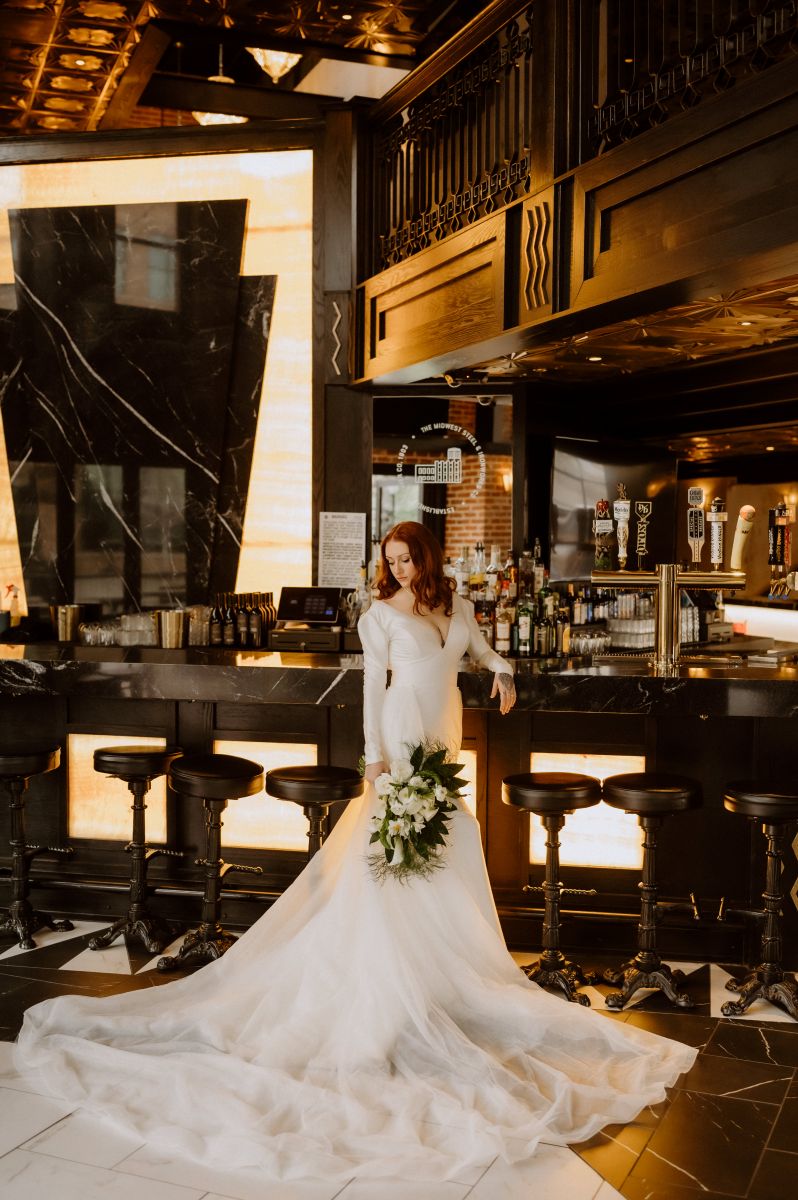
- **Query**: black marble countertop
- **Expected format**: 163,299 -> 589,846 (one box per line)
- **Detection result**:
0,643 -> 797,718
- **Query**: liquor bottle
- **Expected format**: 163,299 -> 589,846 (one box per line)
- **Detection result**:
532,537 -> 545,596
236,593 -> 251,645
485,544 -> 503,596
209,594 -> 223,646
267,592 -> 278,630
248,592 -> 263,648
503,549 -> 518,601
518,544 -> 533,597
474,598 -> 495,649
516,589 -> 532,657
495,586 -> 512,654
556,605 -> 571,657
454,546 -> 470,597
470,541 -> 486,596
222,593 -> 237,646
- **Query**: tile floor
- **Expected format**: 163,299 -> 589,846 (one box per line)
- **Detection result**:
0,921 -> 796,1199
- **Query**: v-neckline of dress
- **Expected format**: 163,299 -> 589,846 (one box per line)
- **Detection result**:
387,602 -> 454,649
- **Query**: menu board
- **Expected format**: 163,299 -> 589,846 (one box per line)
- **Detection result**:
318,511 -> 366,588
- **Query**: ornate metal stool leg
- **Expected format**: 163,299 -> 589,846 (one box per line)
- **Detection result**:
722,822 -> 798,1019
605,814 -> 693,1010
157,798 -> 262,971
304,802 -> 329,860
522,814 -> 593,1006
0,778 -> 73,950
89,778 -> 178,954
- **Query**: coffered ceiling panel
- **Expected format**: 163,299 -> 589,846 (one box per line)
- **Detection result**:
0,0 -> 481,133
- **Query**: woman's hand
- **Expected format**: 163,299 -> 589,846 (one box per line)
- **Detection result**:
364,760 -> 387,783
491,672 -> 516,715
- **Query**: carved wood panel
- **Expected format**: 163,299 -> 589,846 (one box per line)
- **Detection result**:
360,213 -> 506,381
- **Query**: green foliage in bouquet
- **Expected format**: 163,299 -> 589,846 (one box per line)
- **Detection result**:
366,742 -> 467,882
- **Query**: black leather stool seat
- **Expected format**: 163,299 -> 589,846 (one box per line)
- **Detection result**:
0,748 -> 60,778
723,782 -> 798,821
502,772 -> 601,813
94,745 -> 182,779
265,765 -> 365,804
603,772 -> 700,814
170,754 -> 264,800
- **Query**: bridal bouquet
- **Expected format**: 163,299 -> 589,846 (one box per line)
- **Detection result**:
367,743 -> 467,881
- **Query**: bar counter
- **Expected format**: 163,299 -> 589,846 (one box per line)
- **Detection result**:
0,643 -> 797,718
0,642 -> 796,966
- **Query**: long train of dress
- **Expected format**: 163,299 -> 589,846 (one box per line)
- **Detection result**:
15,597 -> 697,1181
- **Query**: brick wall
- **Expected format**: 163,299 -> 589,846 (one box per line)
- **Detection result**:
373,400 -> 512,561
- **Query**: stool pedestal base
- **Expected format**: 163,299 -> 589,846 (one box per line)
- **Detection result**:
721,968 -> 798,1020
523,955 -> 593,1006
604,958 -> 693,1010
89,912 -> 174,955
0,902 -> 73,951
156,923 -> 238,971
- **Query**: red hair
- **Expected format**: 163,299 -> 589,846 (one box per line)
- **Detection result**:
375,521 -> 455,614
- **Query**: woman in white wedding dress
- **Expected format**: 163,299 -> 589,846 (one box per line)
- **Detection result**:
15,521 -> 696,1182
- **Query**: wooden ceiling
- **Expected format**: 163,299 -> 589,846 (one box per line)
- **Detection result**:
0,0 -> 481,134
455,277 -> 798,386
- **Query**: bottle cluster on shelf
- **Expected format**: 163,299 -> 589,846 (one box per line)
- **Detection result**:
443,540 -> 706,658
209,593 -> 277,649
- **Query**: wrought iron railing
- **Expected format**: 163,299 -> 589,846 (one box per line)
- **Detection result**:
582,0 -> 798,159
366,5 -> 534,274
363,1 -> 798,274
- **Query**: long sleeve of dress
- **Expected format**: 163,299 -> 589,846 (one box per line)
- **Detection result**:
357,605 -> 389,765
458,594 -> 514,676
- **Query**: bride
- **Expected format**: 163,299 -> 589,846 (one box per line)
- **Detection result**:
15,521 -> 696,1182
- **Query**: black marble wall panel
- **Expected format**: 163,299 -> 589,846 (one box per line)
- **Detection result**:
0,199 -> 275,609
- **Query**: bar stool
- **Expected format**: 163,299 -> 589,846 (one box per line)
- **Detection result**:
88,745 -> 183,954
502,772 -> 602,1005
0,746 -> 73,949
157,753 -> 264,971
602,772 -> 701,1010
720,782 -> 798,1021
265,765 -> 364,860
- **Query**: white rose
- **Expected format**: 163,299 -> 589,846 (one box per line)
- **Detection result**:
409,774 -> 426,789
389,796 -> 408,816
390,758 -> 414,783
374,773 -> 393,796
434,784 -> 449,803
403,794 -> 423,816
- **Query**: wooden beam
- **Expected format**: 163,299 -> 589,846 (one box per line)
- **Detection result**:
99,24 -> 172,130
141,74 -> 332,120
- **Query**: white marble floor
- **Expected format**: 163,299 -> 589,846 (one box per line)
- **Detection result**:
0,1042 -> 622,1200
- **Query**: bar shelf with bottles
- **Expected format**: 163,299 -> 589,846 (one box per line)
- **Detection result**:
438,533 -> 726,662
208,592 -> 278,650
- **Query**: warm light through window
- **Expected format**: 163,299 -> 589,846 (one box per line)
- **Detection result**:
68,733 -> 167,841
529,751 -> 645,869
214,739 -> 317,850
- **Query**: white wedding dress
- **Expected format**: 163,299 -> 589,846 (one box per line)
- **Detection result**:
15,593 -> 696,1181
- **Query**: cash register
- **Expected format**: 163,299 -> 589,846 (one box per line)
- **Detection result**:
267,586 -> 343,652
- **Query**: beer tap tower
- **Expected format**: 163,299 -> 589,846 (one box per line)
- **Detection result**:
592,497 -> 754,674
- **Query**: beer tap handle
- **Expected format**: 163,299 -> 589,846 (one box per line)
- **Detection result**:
729,505 -> 756,571
687,487 -> 705,567
707,497 -> 727,570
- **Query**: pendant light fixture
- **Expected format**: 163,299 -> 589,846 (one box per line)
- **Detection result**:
192,44 -> 248,126
246,47 -> 302,85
